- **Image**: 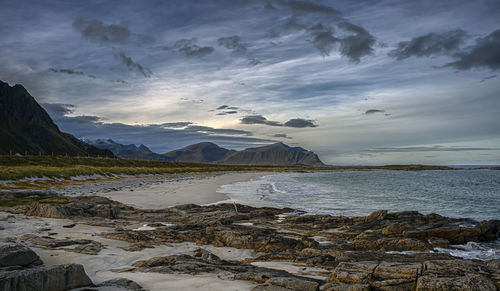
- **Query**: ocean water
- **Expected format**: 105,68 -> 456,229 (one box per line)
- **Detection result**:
217,170 -> 500,260
218,170 -> 500,220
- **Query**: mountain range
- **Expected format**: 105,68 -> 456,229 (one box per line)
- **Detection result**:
90,140 -> 325,166
1,79 -> 324,165
0,80 -> 113,157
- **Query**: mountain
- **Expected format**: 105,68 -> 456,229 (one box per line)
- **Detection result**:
221,142 -> 324,166
88,139 -> 171,161
164,142 -> 324,166
163,142 -> 235,163
0,80 -> 113,157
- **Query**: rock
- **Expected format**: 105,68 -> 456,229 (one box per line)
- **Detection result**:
0,263 -> 92,291
252,284 -> 295,291
328,261 -> 378,284
416,274 -> 496,290
97,278 -> 145,290
72,244 -> 102,255
265,277 -> 319,291
373,262 -> 423,280
62,223 -> 76,228
366,210 -> 388,221
20,234 -> 93,248
0,244 -> 43,267
321,282 -> 370,291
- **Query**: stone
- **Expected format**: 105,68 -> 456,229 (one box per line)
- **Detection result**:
0,244 -> 42,267
266,276 -> 319,291
0,263 -> 92,291
416,274 -> 496,290
328,262 -> 378,284
321,282 -> 371,291
97,278 -> 145,290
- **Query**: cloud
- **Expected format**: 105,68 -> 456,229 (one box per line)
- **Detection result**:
179,44 -> 214,57
41,103 -> 75,115
217,105 -> 229,110
73,18 -> 130,44
338,22 -> 376,63
283,118 -> 317,128
444,29 -> 500,71
216,111 -> 238,115
272,0 -> 342,16
42,104 -> 274,153
364,145 -> 500,153
160,122 -> 192,128
248,58 -> 261,66
308,23 -> 338,57
365,109 -> 385,115
480,74 -> 497,82
273,133 -> 292,139
217,35 -> 247,53
49,68 -> 84,75
389,29 -> 468,60
241,115 -> 282,126
118,52 -> 152,78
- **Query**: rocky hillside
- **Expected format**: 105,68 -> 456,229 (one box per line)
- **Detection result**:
0,80 -> 113,157
163,142 -> 235,163
88,139 -> 171,161
164,142 -> 324,166
222,142 -> 324,166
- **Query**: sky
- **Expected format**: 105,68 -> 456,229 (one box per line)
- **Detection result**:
1,0 -> 500,165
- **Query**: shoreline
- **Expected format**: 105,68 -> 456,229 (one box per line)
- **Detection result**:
95,171 -> 276,209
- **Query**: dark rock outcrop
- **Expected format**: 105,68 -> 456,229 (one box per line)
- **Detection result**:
0,244 -> 42,267
0,80 -> 113,156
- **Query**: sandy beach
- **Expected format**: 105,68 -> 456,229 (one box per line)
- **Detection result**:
97,172 -> 274,209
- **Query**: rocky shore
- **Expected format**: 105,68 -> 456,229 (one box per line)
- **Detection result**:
1,190 -> 499,290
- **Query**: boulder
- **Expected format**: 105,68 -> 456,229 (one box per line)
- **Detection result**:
416,274 -> 496,290
0,244 -> 42,267
0,263 -> 92,291
97,278 -> 145,290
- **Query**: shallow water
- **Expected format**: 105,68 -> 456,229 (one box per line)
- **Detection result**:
218,170 -> 500,221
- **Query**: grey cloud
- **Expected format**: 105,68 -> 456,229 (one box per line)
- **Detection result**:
365,145 -> 500,153
365,109 -> 385,115
389,29 -> 467,60
217,105 -> 229,110
49,68 -> 84,75
218,35 -> 247,53
283,118 -> 317,128
273,133 -> 292,139
185,125 -> 252,136
480,74 -> 497,82
73,18 -> 130,44
217,111 -> 238,115
241,115 -> 282,126
444,29 -> 500,71
179,44 -> 214,57
118,52 -> 152,78
338,22 -> 376,63
273,0 -> 341,16
308,23 -> 338,57
41,103 -> 75,116
248,58 -> 261,66
160,122 -> 192,128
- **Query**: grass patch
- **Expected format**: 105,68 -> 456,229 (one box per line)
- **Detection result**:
0,155 -> 455,181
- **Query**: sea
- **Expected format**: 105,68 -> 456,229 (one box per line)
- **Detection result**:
217,169 -> 500,260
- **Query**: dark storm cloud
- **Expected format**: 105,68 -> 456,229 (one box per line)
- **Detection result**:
338,22 -> 376,63
444,29 -> 500,71
241,115 -> 283,126
283,118 -> 317,128
389,29 -> 468,60
308,23 -> 339,57
365,109 -> 385,115
241,115 -> 318,128
118,52 -> 152,78
49,68 -> 84,75
273,133 -> 292,139
73,18 -> 131,44
179,44 -> 214,57
217,35 -> 247,53
272,0 -> 342,16
365,145 -> 500,153
216,111 -> 238,115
